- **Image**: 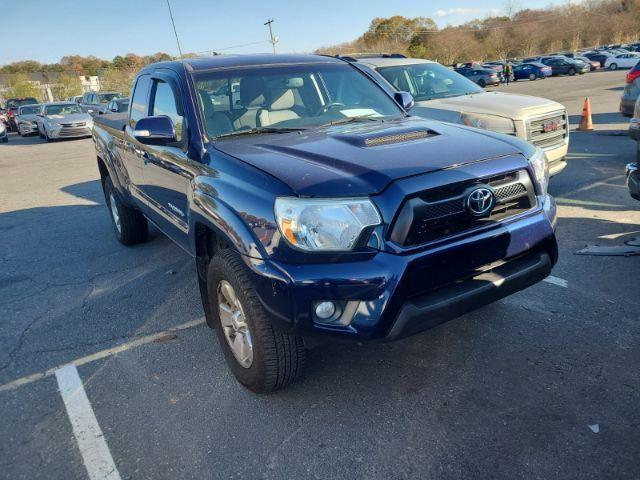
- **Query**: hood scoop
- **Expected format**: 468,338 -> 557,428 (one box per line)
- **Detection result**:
341,128 -> 439,147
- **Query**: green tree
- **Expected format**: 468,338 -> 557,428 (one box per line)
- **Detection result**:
4,73 -> 42,100
50,73 -> 82,101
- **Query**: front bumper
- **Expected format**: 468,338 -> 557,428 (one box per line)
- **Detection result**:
627,162 -> 640,200
47,125 -> 93,139
18,122 -> 39,135
248,197 -> 558,342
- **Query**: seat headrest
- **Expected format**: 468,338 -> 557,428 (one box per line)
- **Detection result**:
269,89 -> 295,111
239,77 -> 266,108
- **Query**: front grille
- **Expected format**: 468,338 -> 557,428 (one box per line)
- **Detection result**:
389,170 -> 536,247
60,122 -> 86,127
58,127 -> 91,137
526,111 -> 567,149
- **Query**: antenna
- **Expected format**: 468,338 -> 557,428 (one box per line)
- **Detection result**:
166,0 -> 183,58
264,18 -> 278,54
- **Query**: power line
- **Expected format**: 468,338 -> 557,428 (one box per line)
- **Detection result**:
166,0 -> 183,58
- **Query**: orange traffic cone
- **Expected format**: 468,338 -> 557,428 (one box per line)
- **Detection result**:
578,97 -> 593,131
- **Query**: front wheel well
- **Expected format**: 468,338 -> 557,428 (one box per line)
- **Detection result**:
195,223 -> 232,328
96,156 -> 109,186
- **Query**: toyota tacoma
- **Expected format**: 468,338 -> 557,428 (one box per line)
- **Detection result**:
92,54 -> 558,393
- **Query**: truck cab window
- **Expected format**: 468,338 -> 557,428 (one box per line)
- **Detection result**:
129,75 -> 151,128
151,80 -> 185,144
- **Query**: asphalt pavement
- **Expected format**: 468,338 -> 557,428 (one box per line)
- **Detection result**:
0,69 -> 639,479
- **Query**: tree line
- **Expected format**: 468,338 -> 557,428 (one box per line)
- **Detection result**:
316,0 -> 640,65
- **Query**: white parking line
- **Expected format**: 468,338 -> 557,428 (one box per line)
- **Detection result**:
543,275 -> 569,288
56,364 -> 122,480
0,319 -> 205,393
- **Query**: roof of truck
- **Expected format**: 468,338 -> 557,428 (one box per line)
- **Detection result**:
143,54 -> 345,73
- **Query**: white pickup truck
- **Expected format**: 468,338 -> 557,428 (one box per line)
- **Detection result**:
348,55 -> 568,176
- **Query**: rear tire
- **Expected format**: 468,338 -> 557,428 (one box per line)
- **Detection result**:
529,73 -> 537,81
478,79 -> 486,88
207,248 -> 306,393
103,176 -> 148,245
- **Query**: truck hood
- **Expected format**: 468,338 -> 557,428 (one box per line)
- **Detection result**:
417,91 -> 563,120
212,116 -> 524,196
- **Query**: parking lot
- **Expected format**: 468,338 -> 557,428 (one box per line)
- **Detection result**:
1,69 -> 639,479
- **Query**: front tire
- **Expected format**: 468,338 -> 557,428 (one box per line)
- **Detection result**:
609,63 -> 618,70
44,128 -> 53,142
568,68 -> 576,76
207,249 -> 306,393
103,176 -> 148,245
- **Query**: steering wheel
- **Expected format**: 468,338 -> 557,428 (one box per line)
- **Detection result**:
316,102 -> 346,115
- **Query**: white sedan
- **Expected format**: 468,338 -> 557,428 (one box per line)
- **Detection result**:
604,53 -> 640,70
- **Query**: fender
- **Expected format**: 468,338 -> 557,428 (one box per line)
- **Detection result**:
93,125 -> 132,204
189,185 -> 267,260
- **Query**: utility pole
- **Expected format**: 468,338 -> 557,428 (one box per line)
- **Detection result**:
166,0 -> 183,58
264,18 -> 277,54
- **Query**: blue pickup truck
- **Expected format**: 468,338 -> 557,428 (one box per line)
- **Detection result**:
93,54 -> 558,393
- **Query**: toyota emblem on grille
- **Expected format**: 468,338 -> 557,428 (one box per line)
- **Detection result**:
466,187 -> 495,217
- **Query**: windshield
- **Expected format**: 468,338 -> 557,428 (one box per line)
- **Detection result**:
193,63 -> 403,139
7,98 -> 37,109
97,93 -> 121,104
45,104 -> 83,115
19,105 -> 40,115
376,62 -> 483,101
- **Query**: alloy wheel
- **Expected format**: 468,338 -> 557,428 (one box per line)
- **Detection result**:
217,280 -> 253,368
109,192 -> 121,234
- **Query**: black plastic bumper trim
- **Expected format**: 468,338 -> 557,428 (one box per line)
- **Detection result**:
385,250 -> 552,341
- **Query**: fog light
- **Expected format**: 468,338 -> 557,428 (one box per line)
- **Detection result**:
315,301 -> 336,320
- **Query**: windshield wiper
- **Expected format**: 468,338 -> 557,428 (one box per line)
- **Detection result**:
320,116 -> 385,127
216,126 -> 306,139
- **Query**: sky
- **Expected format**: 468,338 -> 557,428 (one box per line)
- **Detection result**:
2,0 -> 563,65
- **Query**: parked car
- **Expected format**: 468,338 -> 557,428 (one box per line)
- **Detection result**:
620,73 -> 640,116
584,52 -> 613,67
343,55 -> 569,175
67,95 -> 83,104
15,104 -> 42,136
454,66 -> 501,87
628,97 -> 640,199
0,108 -> 8,129
4,97 -> 39,131
541,57 -> 590,76
604,53 -> 640,70
0,120 -> 7,143
104,97 -> 130,113
92,54 -> 558,392
626,61 -> 640,85
80,91 -> 122,115
512,62 -> 552,81
36,102 -> 93,141
574,56 -> 601,71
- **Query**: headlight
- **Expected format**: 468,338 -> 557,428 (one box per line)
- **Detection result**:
460,112 -> 516,135
529,147 -> 549,196
274,197 -> 381,251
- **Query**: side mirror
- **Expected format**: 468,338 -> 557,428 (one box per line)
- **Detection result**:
98,110 -> 104,115
133,116 -> 176,145
394,91 -> 414,111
